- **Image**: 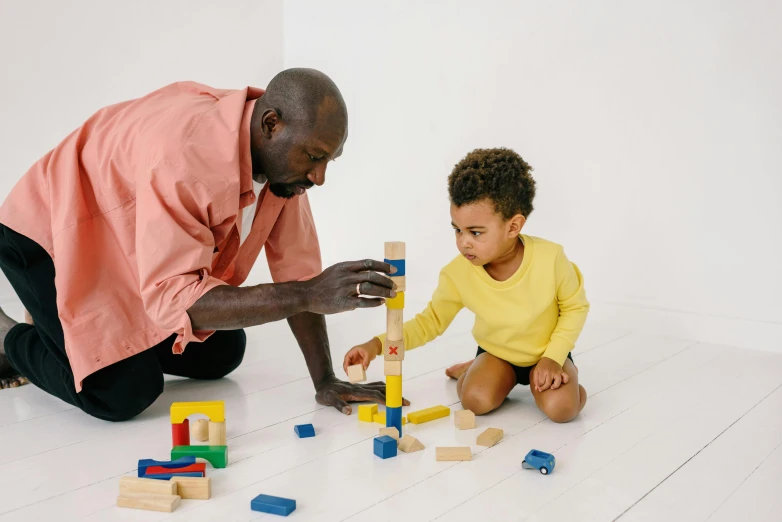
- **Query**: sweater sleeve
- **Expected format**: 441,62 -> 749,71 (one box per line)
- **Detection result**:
377,267 -> 464,350
542,247 -> 590,366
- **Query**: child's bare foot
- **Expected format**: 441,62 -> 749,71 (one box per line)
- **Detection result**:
445,360 -> 474,380
0,306 -> 29,390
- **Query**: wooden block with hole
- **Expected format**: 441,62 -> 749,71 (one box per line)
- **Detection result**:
208,421 -> 226,445
436,447 -> 472,461
398,435 -> 424,453
117,492 -> 181,512
378,426 -> 400,443
119,477 -> 177,496
384,360 -> 402,376
454,410 -> 476,430
347,364 -> 366,383
191,418 -> 209,442
170,476 -> 211,500
476,427 -> 504,448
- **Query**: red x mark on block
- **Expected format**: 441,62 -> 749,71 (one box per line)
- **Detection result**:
389,346 -> 398,355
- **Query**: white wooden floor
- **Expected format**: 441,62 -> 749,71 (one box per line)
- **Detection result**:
1,305 -> 781,522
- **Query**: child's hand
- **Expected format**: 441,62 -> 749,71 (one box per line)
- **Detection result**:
532,357 -> 569,392
343,337 -> 383,375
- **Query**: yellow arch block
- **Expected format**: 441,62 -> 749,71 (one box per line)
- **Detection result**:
386,291 -> 405,310
170,401 -> 225,424
386,375 -> 403,407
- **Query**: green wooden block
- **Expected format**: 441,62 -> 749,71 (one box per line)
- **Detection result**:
171,445 -> 228,468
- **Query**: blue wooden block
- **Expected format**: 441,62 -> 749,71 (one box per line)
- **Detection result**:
384,258 -> 406,276
374,435 -> 398,459
386,406 -> 403,437
137,456 -> 195,477
143,471 -> 203,480
251,494 -> 297,516
294,424 -> 315,438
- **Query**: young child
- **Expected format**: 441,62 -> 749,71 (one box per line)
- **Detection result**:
343,148 -> 589,422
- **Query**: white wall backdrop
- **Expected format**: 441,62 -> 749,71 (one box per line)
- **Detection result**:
285,0 -> 782,351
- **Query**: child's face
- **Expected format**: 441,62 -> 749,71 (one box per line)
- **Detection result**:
450,200 -> 525,266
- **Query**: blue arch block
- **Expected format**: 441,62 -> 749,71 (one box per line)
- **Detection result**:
386,406 -> 403,437
384,258 -> 406,276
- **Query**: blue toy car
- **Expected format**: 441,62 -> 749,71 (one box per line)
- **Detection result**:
522,449 -> 555,475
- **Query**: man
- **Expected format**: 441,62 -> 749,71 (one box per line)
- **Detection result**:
0,68 -> 404,421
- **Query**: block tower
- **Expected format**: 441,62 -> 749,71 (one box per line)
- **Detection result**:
169,400 -> 228,468
384,241 -> 406,437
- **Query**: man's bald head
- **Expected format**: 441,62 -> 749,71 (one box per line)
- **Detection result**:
261,68 -> 347,129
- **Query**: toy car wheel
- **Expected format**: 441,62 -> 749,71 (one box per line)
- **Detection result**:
540,467 -> 548,475
521,460 -> 533,470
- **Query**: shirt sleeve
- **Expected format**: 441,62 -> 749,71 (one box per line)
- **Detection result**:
264,192 -> 323,282
377,267 -> 464,350
136,167 -> 228,353
542,247 -> 590,365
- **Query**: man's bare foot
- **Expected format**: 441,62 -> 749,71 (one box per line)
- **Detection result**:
0,306 -> 29,390
445,359 -> 474,380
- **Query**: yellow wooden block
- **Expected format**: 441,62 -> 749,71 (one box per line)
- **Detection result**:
386,308 -> 403,339
170,476 -> 211,500
373,412 -> 407,425
407,405 -> 451,425
117,492 -> 181,512
170,401 -> 225,424
386,291 -> 405,310
454,410 -> 476,430
384,241 -> 405,260
390,275 -> 406,292
386,375 -> 402,408
384,360 -> 402,376
191,419 -> 209,442
436,447 -> 472,461
358,404 -> 378,422
208,421 -> 226,445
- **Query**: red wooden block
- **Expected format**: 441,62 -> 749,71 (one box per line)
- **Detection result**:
145,463 -> 206,476
171,419 -> 190,447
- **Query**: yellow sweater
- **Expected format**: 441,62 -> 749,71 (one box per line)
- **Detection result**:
377,235 -> 589,367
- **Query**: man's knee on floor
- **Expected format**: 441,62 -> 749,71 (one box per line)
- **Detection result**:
80,361 -> 164,422
459,384 -> 502,416
202,329 -> 246,379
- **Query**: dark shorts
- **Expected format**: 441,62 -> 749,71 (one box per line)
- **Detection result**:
476,347 -> 574,386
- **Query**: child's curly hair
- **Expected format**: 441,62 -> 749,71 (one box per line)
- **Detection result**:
448,148 -> 536,219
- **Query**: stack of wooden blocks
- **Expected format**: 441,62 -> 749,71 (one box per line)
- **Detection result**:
170,400 -> 228,468
384,241 -> 406,438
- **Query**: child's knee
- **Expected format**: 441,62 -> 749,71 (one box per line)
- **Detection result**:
460,385 -> 501,415
541,394 -> 580,423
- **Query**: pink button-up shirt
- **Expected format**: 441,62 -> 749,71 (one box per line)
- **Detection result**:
0,82 -> 322,391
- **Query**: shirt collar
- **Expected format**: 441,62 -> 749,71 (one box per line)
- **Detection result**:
239,98 -> 258,199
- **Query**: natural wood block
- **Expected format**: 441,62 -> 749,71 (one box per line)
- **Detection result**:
171,476 -> 211,500
436,447 -> 472,461
191,419 -> 209,442
407,405 -> 451,424
390,275 -> 406,291
347,364 -> 366,383
383,338 -> 405,361
384,241 -> 405,260
384,360 -> 402,376
119,476 -> 177,496
454,410 -> 476,430
386,308 -> 403,340
208,421 -> 226,446
386,291 -> 405,310
398,435 -> 424,453
378,427 -> 400,443
117,492 -> 181,512
358,403 -> 378,422
476,427 -> 504,448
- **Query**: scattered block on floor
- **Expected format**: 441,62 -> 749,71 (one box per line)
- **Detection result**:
251,493 -> 297,516
170,476 -> 211,500
119,476 -> 177,496
407,405 -> 450,425
347,364 -> 366,383
384,360 -> 402,376
378,427 -> 400,442
143,472 -> 203,480
358,403 -> 378,422
454,410 -> 476,430
398,435 -> 424,453
116,492 -> 181,513
137,456 -> 195,477
374,435 -> 398,459
191,418 -> 209,442
436,447 -> 473,461
170,400 -> 225,424
208,421 -> 226,445
144,463 -> 206,477
171,445 -> 228,468
294,424 -> 316,438
476,427 -> 504,448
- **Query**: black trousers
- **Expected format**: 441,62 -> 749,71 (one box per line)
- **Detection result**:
0,224 -> 246,422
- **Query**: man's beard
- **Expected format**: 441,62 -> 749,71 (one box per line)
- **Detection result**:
269,181 -> 313,199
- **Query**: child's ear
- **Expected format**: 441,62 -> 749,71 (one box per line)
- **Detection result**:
507,214 -> 526,237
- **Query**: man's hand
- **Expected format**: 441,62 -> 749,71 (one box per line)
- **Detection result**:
531,357 -> 569,393
304,260 -> 397,315
315,375 -> 410,415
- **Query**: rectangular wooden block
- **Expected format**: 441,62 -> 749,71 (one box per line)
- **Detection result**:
476,427 -> 504,448
137,456 -> 195,477
386,308 -> 403,340
347,364 -> 366,383
145,463 -> 206,477
171,418 -> 190,447
386,291 -> 405,310
384,360 -> 402,376
171,445 -> 227,469
385,375 -> 403,408
378,426 -> 400,442
208,421 -> 226,445
170,400 -> 225,424
383,338 -> 405,361
119,476 -> 177,496
251,494 -> 297,516
171,476 -> 211,500
117,492 -> 181,512
454,410 -> 476,430
358,403 -> 378,422
390,275 -> 406,291
436,447 -> 472,461
407,405 -> 451,424
398,435 -> 424,453
384,241 -> 405,260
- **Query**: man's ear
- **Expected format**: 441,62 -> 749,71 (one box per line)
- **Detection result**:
507,214 -> 527,237
261,109 -> 283,139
